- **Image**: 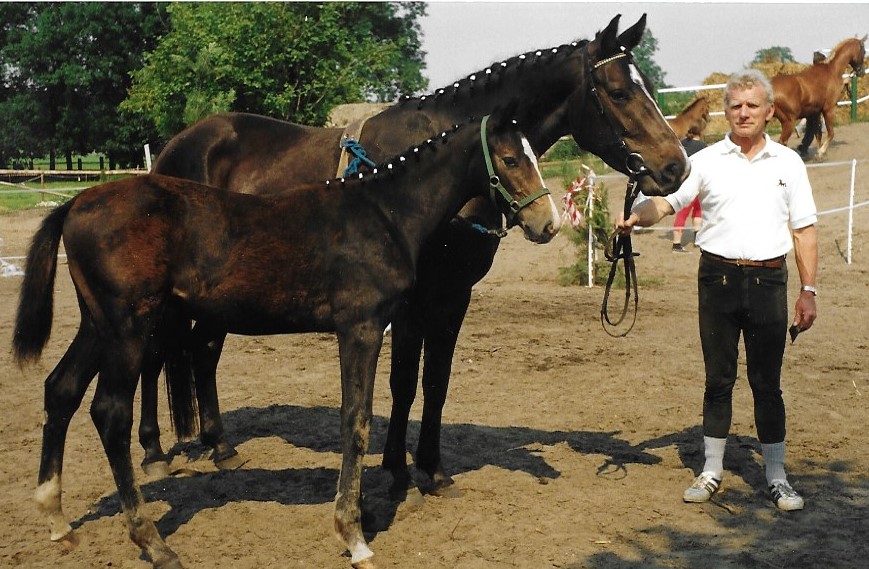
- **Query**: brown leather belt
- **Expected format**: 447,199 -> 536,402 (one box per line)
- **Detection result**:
701,250 -> 786,269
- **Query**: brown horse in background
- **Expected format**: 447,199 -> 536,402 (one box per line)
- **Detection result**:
666,97 -> 710,138
772,35 -> 866,158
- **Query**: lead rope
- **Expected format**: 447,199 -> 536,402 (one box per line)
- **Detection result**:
600,155 -> 647,337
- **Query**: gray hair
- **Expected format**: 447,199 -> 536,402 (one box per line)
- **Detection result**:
723,69 -> 774,106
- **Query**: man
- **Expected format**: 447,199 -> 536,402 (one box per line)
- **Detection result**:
617,69 -> 818,511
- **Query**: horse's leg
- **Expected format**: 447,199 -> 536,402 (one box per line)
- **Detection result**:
139,336 -> 170,477
817,108 -> 835,159
778,118 -> 796,147
91,335 -> 182,569
35,324 -> 101,549
415,287 -> 473,494
334,321 -> 383,569
381,299 -> 424,493
188,326 -> 241,468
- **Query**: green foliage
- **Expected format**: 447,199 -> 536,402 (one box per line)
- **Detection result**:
0,3 -> 165,168
123,2 -> 428,137
753,46 -> 796,64
659,90 -> 697,117
632,27 -> 668,88
556,172 -> 615,286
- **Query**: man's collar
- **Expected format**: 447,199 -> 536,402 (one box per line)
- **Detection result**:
723,132 -> 777,158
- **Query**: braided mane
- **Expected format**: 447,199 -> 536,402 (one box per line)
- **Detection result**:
398,40 -> 589,110
325,121 -> 473,187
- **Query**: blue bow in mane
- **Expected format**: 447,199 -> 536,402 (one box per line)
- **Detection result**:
341,138 -> 377,176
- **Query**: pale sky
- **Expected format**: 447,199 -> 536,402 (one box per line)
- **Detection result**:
419,1 -> 869,90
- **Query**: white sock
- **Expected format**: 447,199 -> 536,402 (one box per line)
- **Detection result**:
762,441 -> 788,485
702,436 -> 726,478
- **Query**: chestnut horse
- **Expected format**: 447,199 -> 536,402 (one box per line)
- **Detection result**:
14,112 -> 560,569
666,97 -> 710,138
772,35 -> 866,158
143,14 -> 688,497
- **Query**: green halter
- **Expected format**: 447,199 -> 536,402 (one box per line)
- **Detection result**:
480,114 -> 551,227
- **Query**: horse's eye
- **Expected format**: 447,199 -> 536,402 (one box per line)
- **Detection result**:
502,156 -> 519,167
609,89 -> 629,102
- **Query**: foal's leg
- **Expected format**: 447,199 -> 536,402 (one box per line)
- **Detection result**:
91,336 -> 182,569
35,324 -> 101,548
188,326 -> 241,468
817,108 -> 835,159
382,300 -> 424,492
415,287 -> 473,493
334,321 -> 383,569
139,337 -> 171,477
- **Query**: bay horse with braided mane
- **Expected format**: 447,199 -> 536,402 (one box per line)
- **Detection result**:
143,14 -> 688,499
772,35 -> 866,159
14,110 -> 561,569
666,97 -> 710,138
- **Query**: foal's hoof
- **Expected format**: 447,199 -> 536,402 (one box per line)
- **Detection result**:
141,459 -> 172,479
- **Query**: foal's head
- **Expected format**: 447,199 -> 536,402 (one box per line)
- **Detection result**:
480,110 -> 561,243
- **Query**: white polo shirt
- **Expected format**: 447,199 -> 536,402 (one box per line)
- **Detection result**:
665,133 -> 817,260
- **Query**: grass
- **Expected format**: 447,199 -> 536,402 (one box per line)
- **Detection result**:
0,175 -> 133,213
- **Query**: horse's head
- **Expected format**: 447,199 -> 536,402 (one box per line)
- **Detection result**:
479,107 -> 561,243
850,36 -> 867,77
567,14 -> 689,196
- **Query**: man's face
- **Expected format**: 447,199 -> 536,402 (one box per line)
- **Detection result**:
725,84 -> 775,140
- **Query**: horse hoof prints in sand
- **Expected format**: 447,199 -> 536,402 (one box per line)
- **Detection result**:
13,108 -> 559,568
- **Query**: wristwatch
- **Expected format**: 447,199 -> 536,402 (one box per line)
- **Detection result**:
800,285 -> 817,296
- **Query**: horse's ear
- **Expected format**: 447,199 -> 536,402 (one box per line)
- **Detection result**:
618,14 -> 647,51
597,14 -> 622,52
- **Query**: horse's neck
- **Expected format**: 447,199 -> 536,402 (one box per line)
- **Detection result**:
363,136 -> 482,263
828,43 -> 858,75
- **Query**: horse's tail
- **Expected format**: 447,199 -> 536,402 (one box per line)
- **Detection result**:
163,315 -> 200,440
13,201 -> 74,365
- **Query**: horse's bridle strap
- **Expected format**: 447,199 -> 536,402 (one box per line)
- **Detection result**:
592,51 -> 629,70
480,114 -> 550,226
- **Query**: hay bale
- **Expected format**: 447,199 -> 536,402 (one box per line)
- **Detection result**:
326,102 -> 391,128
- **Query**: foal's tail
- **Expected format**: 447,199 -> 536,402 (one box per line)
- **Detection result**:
163,316 -> 200,440
13,201 -> 74,364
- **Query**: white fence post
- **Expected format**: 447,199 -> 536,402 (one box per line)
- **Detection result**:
847,159 -> 856,265
144,144 -> 152,172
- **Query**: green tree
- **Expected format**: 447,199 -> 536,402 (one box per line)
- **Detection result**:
632,27 -> 668,89
0,3 -> 166,169
123,2 -> 428,138
753,46 -> 796,64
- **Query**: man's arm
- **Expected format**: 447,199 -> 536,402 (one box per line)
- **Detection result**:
616,196 -> 675,234
792,224 -> 818,331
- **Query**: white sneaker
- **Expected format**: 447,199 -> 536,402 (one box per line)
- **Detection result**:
770,480 -> 804,511
683,471 -> 721,503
